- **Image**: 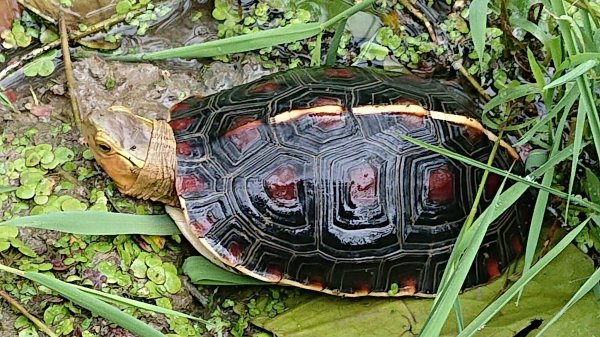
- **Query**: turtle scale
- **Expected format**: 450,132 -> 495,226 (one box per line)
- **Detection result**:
169,66 -> 530,296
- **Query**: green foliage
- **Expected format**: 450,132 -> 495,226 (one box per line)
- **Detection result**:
22,50 -> 57,78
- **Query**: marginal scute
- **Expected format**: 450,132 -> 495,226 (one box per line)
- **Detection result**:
249,81 -> 281,94
169,117 -> 193,132
176,174 -> 204,195
190,217 -> 213,237
176,141 -> 192,156
485,254 -> 501,279
227,241 -> 243,264
324,68 -> 354,78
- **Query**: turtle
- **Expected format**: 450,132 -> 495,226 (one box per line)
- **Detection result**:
82,66 -> 530,297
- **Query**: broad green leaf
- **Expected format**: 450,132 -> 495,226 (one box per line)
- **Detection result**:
183,256 -> 265,285
543,59 -> 597,89
253,239 -> 596,337
0,212 -> 180,235
469,0 -> 490,65
457,220 -> 589,337
534,265 -> 600,336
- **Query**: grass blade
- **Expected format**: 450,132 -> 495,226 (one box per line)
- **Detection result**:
483,83 -> 539,113
106,23 -> 322,61
0,212 -> 180,235
514,85 -> 579,147
456,218 -> 590,337
325,18 -> 347,66
543,59 -> 597,89
74,284 -> 206,322
25,272 -> 169,337
469,0 -> 490,64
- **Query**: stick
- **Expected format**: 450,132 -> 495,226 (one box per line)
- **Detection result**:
0,289 -> 59,337
59,13 -> 81,130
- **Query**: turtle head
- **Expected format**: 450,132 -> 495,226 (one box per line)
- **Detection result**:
82,106 -> 179,206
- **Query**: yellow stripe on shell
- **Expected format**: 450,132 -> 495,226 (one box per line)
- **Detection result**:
353,104 -> 519,160
269,105 -> 344,124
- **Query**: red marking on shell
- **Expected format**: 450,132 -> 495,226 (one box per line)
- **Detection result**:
227,241 -> 243,263
311,111 -> 345,130
511,233 -> 523,255
352,282 -> 371,295
265,264 -> 283,280
168,102 -> 191,114
485,256 -> 501,279
463,126 -> 483,141
307,276 -> 325,290
427,167 -> 454,203
393,98 -> 421,106
400,277 -> 417,294
190,215 -> 214,237
400,114 -> 424,128
310,96 -> 342,106
224,117 -> 263,151
169,117 -> 193,132
265,166 -> 298,204
249,81 -> 280,94
176,141 -> 192,156
176,175 -> 204,195
348,164 -> 378,207
485,173 -> 502,199
324,68 -> 354,78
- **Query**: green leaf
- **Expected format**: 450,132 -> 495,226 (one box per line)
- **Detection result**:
183,256 -> 265,285
457,220 -> 590,337
469,0 -> 490,64
543,59 -> 597,89
22,50 -> 58,78
253,238 -> 597,337
115,0 -> 132,14
0,212 -> 180,235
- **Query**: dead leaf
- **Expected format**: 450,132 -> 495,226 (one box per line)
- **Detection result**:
30,105 -> 53,117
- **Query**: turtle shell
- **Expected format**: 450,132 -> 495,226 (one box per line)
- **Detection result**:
168,66 -> 530,296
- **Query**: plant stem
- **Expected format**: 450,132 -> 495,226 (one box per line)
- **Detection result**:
59,13 -> 82,131
0,290 -> 59,337
321,0 -> 376,29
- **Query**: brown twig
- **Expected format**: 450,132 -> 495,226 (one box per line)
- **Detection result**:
454,61 -> 492,101
398,0 -> 438,45
59,12 -> 81,130
0,289 -> 59,337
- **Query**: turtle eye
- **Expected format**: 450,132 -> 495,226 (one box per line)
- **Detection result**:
98,143 -> 112,153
